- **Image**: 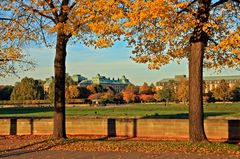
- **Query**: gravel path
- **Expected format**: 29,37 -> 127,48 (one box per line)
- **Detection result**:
1,150 -> 240,159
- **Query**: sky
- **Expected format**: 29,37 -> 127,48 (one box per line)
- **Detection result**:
0,42 -> 239,86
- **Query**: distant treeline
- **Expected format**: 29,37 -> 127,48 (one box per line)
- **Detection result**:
1,76 -> 240,105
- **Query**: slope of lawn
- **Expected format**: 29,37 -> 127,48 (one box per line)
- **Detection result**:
0,103 -> 240,118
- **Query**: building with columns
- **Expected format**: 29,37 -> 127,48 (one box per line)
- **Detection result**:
79,74 -> 130,93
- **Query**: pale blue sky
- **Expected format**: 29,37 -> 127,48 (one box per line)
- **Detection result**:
0,42 -> 239,86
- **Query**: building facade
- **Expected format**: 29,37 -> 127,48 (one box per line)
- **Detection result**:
203,75 -> 240,93
79,74 -> 130,93
156,75 -> 240,93
155,75 -> 187,90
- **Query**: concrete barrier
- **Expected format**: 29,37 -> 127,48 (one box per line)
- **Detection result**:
0,117 -> 239,140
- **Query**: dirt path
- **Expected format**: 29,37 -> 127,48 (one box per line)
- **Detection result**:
1,150 -> 240,159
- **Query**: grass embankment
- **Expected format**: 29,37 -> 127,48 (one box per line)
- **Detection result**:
0,103 -> 240,118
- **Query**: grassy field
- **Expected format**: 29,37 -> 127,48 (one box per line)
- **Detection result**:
0,103 -> 240,118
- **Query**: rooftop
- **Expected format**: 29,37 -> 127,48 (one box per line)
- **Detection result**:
203,75 -> 240,81
156,75 -> 240,84
80,74 -> 130,85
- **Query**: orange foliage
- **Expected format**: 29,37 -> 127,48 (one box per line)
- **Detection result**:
65,85 -> 80,99
122,91 -> 136,103
139,94 -> 155,102
123,0 -> 240,70
88,93 -> 104,101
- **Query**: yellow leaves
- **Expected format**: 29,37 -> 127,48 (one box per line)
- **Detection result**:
49,23 -> 65,33
36,1 -> 45,7
203,22 -> 219,34
1,0 -> 239,72
176,2 -> 190,9
95,38 -> 113,48
111,11 -> 124,20
232,50 -> 240,56
62,5 -> 70,13
88,22 -> 108,35
0,47 -> 23,70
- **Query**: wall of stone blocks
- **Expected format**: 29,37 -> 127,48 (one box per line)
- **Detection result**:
0,117 -> 239,140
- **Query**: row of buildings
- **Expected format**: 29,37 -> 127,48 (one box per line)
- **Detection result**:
44,74 -> 131,94
43,73 -> 240,95
156,75 -> 240,93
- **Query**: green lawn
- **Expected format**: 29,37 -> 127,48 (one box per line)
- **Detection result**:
0,103 -> 240,118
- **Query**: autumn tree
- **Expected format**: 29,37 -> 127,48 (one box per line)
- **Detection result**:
11,77 -> 44,100
154,90 -> 161,102
139,82 -> 154,95
122,84 -> 139,103
1,0 -> 124,138
139,94 -> 155,102
65,85 -> 79,99
159,82 -> 176,105
65,74 -> 75,87
47,74 -> 77,101
88,93 -> 104,101
102,86 -> 115,102
176,79 -> 189,104
123,0 -> 240,142
0,4 -> 34,77
114,93 -> 124,103
212,80 -> 232,102
150,83 -> 156,93
87,84 -> 104,94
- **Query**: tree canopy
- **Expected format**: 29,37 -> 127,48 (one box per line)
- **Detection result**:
212,80 -> 232,102
124,0 -> 239,70
11,77 -> 44,100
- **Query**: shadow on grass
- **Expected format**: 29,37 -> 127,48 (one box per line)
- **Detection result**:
0,139 -> 50,153
94,136 -> 135,141
0,135 -> 136,158
142,112 -> 231,119
0,107 -> 54,116
0,137 -> 82,158
0,139 -> 51,158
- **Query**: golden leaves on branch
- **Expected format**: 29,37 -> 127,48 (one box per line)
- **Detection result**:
123,0 -> 239,70
0,47 -> 22,62
1,0 -> 239,71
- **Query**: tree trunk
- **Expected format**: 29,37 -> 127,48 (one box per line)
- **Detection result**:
53,33 -> 68,139
189,42 -> 208,142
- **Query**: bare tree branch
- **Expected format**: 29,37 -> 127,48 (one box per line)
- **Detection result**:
45,0 -> 59,22
177,0 -> 197,14
0,17 -> 12,21
32,8 -> 56,23
208,38 -> 219,45
69,2 -> 77,9
232,0 -> 240,3
20,2 -> 56,23
211,0 -> 240,8
39,17 -> 49,47
211,0 -> 228,8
